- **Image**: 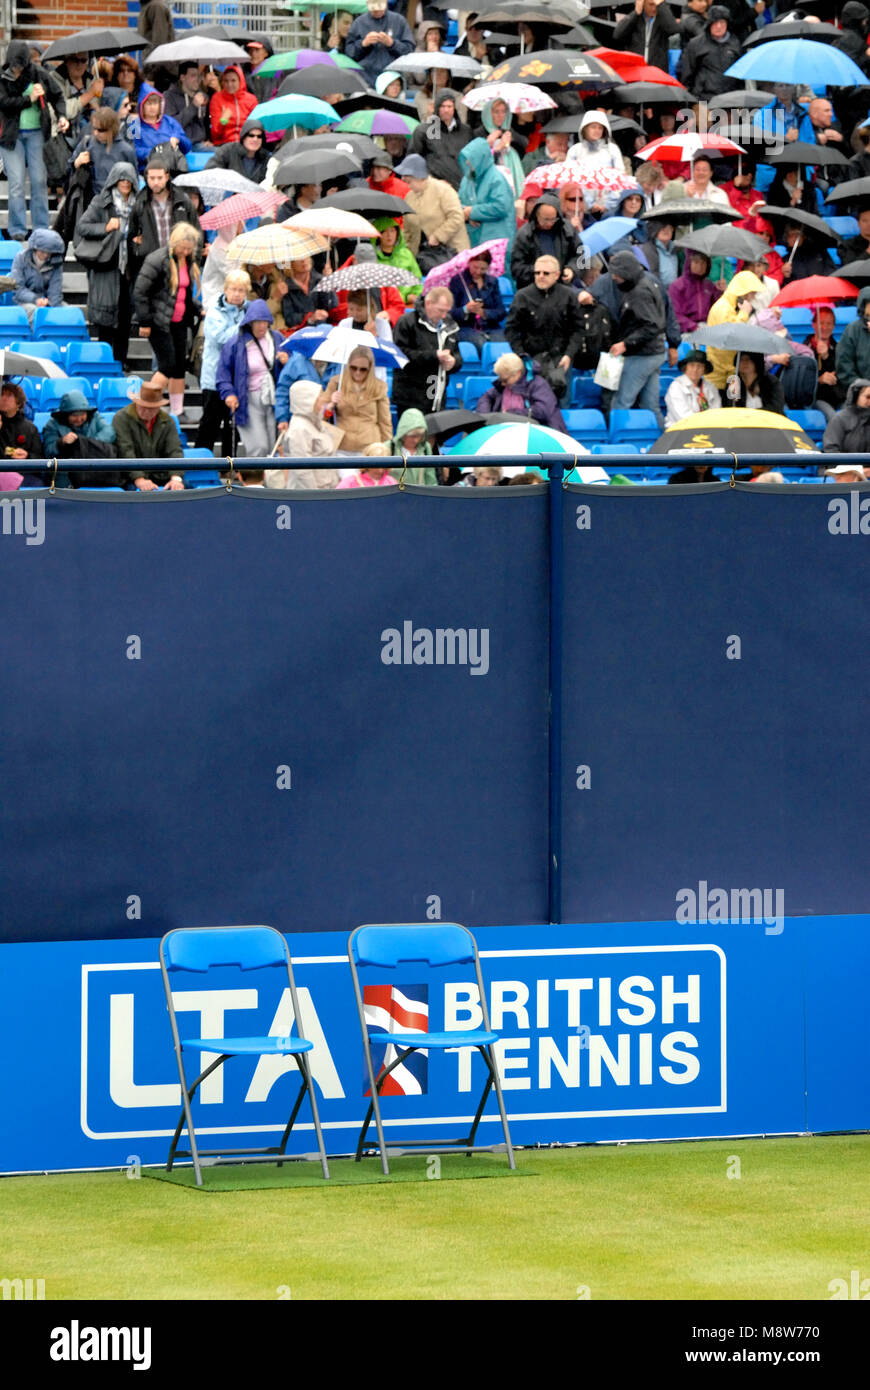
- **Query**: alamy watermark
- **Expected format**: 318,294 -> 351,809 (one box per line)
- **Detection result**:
676,881 -> 784,936
381,621 -> 490,675
0,496 -> 44,546
1,1276 -> 45,1300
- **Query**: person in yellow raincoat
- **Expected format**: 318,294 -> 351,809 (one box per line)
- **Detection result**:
705,270 -> 765,389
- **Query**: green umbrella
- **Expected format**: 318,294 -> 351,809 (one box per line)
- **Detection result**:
257,47 -> 362,77
336,109 -> 419,136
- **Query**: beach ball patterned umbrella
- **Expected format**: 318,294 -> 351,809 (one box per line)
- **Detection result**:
256,48 -> 363,77
448,421 -> 591,456
335,109 -> 420,137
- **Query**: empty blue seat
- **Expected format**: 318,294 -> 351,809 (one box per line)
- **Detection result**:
38,377 -> 95,410
184,469 -> 222,487
185,151 -> 213,173
33,412 -> 51,434
591,442 -> 639,454
97,377 -> 140,414
779,307 -> 813,333
563,408 -> 608,444
10,339 -> 64,364
0,305 -> 31,346
827,215 -> 860,238
784,408 -> 826,444
608,409 -> 660,448
66,341 -> 124,379
31,307 -> 90,343
479,339 -> 510,371
570,374 -> 603,408
457,339 -> 479,366
463,374 -> 492,409
0,240 -> 23,273
498,275 -> 513,307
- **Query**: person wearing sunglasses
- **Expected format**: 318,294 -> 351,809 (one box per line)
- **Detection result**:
204,118 -> 270,181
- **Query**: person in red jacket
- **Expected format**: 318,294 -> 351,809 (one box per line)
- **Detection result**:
367,152 -> 409,200
720,158 -> 762,222
209,65 -> 257,146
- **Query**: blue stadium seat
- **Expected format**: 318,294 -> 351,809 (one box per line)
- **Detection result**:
10,339 -> 64,364
185,151 -> 213,173
591,442 -> 639,454
784,408 -> 827,445
563,408 -> 608,445
0,240 -> 23,274
608,409 -> 660,449
570,374 -> 603,408
33,412 -> 51,434
458,339 -> 479,366
38,377 -> 96,410
31,306 -> 90,343
464,374 -> 492,409
780,307 -> 813,334
66,341 -> 124,380
184,468 -> 222,487
0,305 -> 31,346
97,377 -> 140,414
498,275 -> 513,308
479,339 -> 510,371
827,215 -> 860,239
833,306 -> 858,342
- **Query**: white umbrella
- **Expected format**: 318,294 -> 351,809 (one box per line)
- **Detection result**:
146,37 -> 251,65
0,349 -> 67,378
389,52 -> 483,79
174,169 -> 263,206
463,82 -> 557,114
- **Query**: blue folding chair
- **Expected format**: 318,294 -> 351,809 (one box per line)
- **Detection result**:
562,408 -> 608,445
348,921 -> 516,1176
159,925 -> 330,1186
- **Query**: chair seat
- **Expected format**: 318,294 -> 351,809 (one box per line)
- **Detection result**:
368,1030 -> 497,1048
181,1035 -> 313,1054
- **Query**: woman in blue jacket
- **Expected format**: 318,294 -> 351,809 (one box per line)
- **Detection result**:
133,88 -> 191,171
457,138 -> 517,253
215,299 -> 289,458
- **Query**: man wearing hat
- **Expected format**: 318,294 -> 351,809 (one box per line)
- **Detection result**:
368,151 -> 409,201
112,374 -> 185,491
396,154 -> 470,266
345,0 -> 414,86
664,348 -> 721,426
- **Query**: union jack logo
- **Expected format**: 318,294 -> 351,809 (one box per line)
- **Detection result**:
363,984 -> 429,1096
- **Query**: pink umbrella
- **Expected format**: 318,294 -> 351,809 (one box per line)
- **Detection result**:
423,238 -> 509,292
521,160 -> 639,199
0,471 -> 23,491
199,189 -> 288,230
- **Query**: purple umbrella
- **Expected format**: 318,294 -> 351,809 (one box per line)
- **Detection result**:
423,238 -> 509,292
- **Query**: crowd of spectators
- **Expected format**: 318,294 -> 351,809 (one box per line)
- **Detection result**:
1,2 -> 870,491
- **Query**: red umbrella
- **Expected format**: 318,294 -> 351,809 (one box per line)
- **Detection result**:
771,276 -> 859,307
636,132 -> 745,161
588,50 -> 682,86
199,189 -> 288,231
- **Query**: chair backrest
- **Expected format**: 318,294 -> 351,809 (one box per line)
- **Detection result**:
13,340 -> 64,363
609,408 -> 659,439
480,340 -> 510,371
563,408 -> 607,439
38,377 -> 95,408
457,339 -> 479,365
351,922 -> 476,969
463,374 -> 492,408
32,306 -> 89,340
66,341 -> 118,372
162,925 -> 287,973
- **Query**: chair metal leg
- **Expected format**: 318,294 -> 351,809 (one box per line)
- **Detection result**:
486,1043 -> 516,1170
168,1052 -> 228,1186
297,1051 -> 330,1180
356,1045 -> 416,1172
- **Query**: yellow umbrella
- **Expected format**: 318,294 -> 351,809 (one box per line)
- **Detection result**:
649,408 -> 816,455
225,225 -> 328,266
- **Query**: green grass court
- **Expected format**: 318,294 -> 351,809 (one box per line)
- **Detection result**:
3,1134 -> 868,1300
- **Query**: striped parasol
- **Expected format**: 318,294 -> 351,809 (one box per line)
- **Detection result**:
335,109 -> 419,137
225,224 -> 328,266
317,262 -> 419,293
199,189 -> 288,231
256,47 -> 363,77
284,208 -> 378,239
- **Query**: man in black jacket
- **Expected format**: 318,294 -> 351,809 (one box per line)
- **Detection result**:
613,0 -> 679,73
204,119 -> 270,181
680,7 -> 742,102
393,287 -> 462,415
583,250 -> 667,426
680,0 -> 709,48
0,40 -> 68,242
506,256 -> 585,396
510,194 -> 580,290
128,160 -> 201,276
164,62 -> 212,148
407,89 -> 473,190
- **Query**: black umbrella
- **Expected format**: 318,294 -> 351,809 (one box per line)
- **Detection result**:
273,150 -> 361,187
424,409 -> 528,443
766,142 -> 849,168
707,88 -> 776,109
277,68 -> 370,99
825,177 -> 870,204
314,188 -> 410,217
484,49 -> 621,87
613,82 -> 692,105
743,20 -> 842,46
673,225 -> 771,261
755,204 -> 843,244
835,259 -> 870,282
333,92 -> 418,122
554,20 -> 615,46
185,24 -> 259,43
41,27 -> 147,60
279,132 -> 381,162
639,198 -> 740,223
475,1 -> 591,25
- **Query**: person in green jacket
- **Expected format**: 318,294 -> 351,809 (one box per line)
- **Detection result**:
835,285 -> 870,385
371,216 -> 423,302
390,407 -> 437,485
457,137 -> 517,253
111,373 -> 185,490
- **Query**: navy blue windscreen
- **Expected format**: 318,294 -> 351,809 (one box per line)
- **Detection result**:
0,490 -> 549,943
560,484 -> 870,922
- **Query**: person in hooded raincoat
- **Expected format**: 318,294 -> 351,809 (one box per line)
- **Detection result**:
567,111 -> 624,180
216,299 -> 289,457
822,377 -> 870,452
477,98 -> 525,198
133,87 -> 191,170
704,269 -> 765,388
42,389 -> 120,489
457,138 -> 517,253
209,65 -> 257,146
76,160 -> 139,365
266,379 -> 343,489
371,217 -> 423,301
407,88 -> 473,189
0,39 -> 68,241
11,228 -> 65,323
510,191 -> 578,289
390,408 -> 437,485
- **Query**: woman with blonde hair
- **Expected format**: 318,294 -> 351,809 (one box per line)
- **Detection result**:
134,221 -> 202,418
320,347 -> 392,455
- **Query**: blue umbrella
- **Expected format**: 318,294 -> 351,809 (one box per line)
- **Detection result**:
281,323 -> 408,368
249,94 -> 340,132
580,216 -> 638,255
726,40 -> 870,88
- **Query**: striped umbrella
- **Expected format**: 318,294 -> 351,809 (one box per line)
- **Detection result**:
256,48 -> 363,77
635,132 -> 746,161
284,208 -> 378,239
335,109 -> 419,137
199,189 -> 288,231
448,422 -> 590,456
248,95 -> 339,133
225,224 -> 328,266
317,262 -> 419,293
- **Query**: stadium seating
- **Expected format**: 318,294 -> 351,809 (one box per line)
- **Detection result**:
10,340 -> 64,364
38,378 -> 96,410
570,375 -> 603,409
479,339 -> 510,371
457,339 -> 479,367
31,307 -> 90,343
0,240 -> 23,274
184,151 -> 214,173
779,307 -> 813,334
159,925 -> 330,1187
591,442 -> 639,454
563,408 -> 608,445
0,305 -> 31,346
97,378 -> 140,414
608,409 -> 661,450
348,921 -> 516,1176
827,216 -> 860,239
66,341 -> 125,381
463,375 -> 491,409
784,409 -> 827,445
497,275 -> 513,309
